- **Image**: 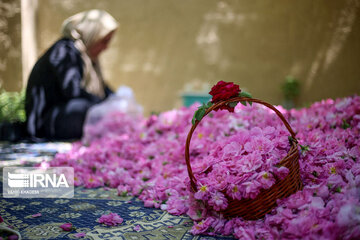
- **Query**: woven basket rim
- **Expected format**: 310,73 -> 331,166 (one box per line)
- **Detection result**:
185,96 -> 299,193
184,97 -> 303,219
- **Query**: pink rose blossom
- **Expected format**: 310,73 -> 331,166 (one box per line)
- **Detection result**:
49,95 -> 360,239
98,213 -> 123,226
133,225 -> 141,232
190,217 -> 215,235
166,196 -> 188,215
117,184 -> 131,196
272,166 -> 289,180
74,232 -> 86,238
60,223 -> 73,231
194,184 -> 211,200
31,213 -> 42,218
208,191 -> 228,211
337,204 -> 360,228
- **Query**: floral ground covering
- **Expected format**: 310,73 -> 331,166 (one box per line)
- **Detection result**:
1,183 -> 214,240
51,95 -> 360,240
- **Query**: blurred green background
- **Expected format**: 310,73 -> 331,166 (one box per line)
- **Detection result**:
1,0 -> 359,116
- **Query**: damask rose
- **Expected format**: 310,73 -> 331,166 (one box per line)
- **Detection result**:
60,223 -> 73,231
49,94 -> 360,240
209,81 -> 241,112
98,213 -> 123,226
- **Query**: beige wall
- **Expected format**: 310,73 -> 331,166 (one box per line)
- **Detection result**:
2,0 -> 360,115
0,0 -> 22,91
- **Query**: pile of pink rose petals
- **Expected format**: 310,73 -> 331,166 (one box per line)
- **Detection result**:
50,95 -> 360,240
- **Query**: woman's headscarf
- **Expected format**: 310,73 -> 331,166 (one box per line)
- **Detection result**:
61,9 -> 118,98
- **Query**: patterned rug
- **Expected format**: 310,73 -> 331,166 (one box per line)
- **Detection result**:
0,143 -> 235,240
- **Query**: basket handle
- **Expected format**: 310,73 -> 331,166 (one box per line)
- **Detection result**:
185,97 -> 298,192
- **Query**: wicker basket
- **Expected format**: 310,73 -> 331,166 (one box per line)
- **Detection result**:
185,97 -> 303,220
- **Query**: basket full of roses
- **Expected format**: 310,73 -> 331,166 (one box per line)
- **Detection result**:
185,81 -> 303,220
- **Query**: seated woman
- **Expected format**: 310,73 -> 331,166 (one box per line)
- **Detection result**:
25,9 -> 118,141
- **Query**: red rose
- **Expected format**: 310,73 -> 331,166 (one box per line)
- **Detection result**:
209,81 -> 240,102
209,81 -> 240,112
215,104 -> 236,112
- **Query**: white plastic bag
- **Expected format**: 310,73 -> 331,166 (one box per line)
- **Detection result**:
84,86 -> 143,126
